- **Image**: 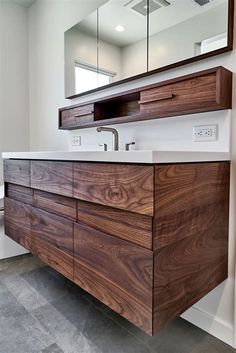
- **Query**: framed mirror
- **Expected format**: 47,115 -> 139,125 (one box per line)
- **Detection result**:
64,0 -> 233,99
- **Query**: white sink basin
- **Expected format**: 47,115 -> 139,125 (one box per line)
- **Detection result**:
1,150 -> 230,164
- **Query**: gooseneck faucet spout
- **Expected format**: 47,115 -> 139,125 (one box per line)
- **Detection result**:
96,127 -> 119,151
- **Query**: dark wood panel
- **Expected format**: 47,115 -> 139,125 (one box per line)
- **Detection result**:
30,207 -> 74,280
4,159 -> 30,187
60,67 -> 232,129
32,237 -> 73,281
74,163 -> 154,216
60,103 -> 94,129
31,161 -> 73,197
139,72 -> 219,117
153,162 -> 230,334
31,207 -> 73,256
153,162 -> 230,249
74,222 -> 153,334
77,200 -> 152,249
34,189 -> 76,221
4,197 -> 32,251
6,183 -> 33,205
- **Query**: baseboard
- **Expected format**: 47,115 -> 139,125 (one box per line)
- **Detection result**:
181,306 -> 234,348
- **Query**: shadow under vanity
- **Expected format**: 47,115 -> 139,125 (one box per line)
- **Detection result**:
2,65 -> 233,336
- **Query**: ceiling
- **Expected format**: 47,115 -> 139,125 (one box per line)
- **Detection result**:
11,0 -> 36,8
75,0 -> 227,47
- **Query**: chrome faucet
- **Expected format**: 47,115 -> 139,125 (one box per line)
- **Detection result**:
96,127 -> 119,151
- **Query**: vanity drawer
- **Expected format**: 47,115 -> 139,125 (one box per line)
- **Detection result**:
74,163 -> 154,216
59,104 -> 94,129
139,70 -> 230,117
33,190 -> 77,221
31,207 -> 74,280
74,222 -> 153,334
4,159 -> 30,187
77,200 -> 153,249
6,183 -> 33,205
31,161 -> 73,197
4,198 -> 32,251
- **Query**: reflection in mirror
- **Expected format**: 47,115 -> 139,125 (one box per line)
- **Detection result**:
148,0 -> 228,71
97,0 -> 148,89
64,0 -> 148,97
64,10 -> 98,96
64,0 -> 231,98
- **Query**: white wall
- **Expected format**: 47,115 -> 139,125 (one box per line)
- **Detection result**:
25,0 -> 236,347
0,2 -> 29,259
0,2 -> 29,183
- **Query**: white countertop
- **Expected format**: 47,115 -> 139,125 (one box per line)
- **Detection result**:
1,150 -> 230,164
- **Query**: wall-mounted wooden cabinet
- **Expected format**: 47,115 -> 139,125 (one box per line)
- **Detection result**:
59,67 -> 232,130
3,159 -> 230,335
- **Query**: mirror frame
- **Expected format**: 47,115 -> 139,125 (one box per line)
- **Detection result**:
66,0 -> 234,99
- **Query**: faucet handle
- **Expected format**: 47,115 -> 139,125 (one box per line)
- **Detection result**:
125,142 -> 135,151
99,143 -> 108,151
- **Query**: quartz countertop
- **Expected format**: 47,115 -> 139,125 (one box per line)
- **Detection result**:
1,150 -> 230,164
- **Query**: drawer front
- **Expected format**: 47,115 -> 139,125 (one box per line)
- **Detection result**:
4,198 -> 32,251
139,73 -> 218,117
60,104 -> 94,129
4,159 -> 30,187
77,200 -> 152,249
31,161 -> 73,197
74,222 -> 153,334
31,207 -> 73,280
74,163 -> 154,216
34,190 -> 77,221
6,183 -> 33,205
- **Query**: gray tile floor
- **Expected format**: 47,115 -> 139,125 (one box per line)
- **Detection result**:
0,254 -> 235,353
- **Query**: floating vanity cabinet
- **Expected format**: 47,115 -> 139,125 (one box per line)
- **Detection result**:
59,67 -> 232,130
3,159 -> 230,335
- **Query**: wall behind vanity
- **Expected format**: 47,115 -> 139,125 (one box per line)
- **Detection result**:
0,2 -> 29,259
22,0 -> 236,348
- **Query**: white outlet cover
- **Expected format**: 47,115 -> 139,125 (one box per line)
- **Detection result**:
71,136 -> 81,146
193,125 -> 218,142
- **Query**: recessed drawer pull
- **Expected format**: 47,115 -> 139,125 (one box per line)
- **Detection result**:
139,92 -> 175,104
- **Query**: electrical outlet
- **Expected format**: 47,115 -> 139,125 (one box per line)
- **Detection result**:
193,125 -> 218,142
71,136 -> 81,146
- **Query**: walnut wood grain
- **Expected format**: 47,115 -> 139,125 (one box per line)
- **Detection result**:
6,183 -> 33,205
31,207 -> 73,256
59,67 -> 232,129
140,72 -> 218,117
3,158 -> 231,336
31,205 -> 73,280
74,163 -> 154,216
153,162 -> 230,334
74,222 -> 153,334
4,197 -> 32,251
31,161 -> 73,197
60,103 -> 94,129
32,237 -> 73,281
34,190 -> 77,221
77,200 -> 153,249
4,159 -> 30,187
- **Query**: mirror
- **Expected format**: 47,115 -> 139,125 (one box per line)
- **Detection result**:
65,0 -> 233,98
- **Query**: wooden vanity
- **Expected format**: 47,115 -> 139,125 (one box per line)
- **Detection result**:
3,157 -> 230,335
